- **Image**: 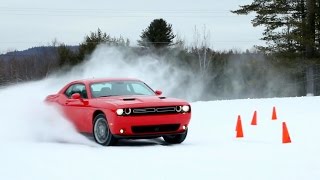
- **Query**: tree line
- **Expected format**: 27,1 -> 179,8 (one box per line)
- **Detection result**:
1,6 -> 320,99
232,0 -> 320,59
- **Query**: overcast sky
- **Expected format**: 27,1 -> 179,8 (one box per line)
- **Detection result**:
0,0 -> 265,53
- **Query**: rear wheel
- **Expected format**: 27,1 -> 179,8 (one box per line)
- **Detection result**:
93,114 -> 117,146
163,129 -> 188,144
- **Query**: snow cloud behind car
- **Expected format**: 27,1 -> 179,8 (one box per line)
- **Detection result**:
0,45 -> 201,144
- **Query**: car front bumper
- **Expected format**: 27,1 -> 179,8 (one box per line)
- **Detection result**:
107,112 -> 191,137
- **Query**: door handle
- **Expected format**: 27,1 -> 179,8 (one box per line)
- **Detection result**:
65,99 -> 77,105
65,99 -> 88,105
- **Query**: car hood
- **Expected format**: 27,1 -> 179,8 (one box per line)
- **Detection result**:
98,95 -> 189,108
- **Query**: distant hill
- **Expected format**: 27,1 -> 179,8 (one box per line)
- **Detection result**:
0,45 -> 79,86
0,46 -> 78,61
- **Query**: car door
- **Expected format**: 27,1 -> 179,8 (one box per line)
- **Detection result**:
59,83 -> 90,132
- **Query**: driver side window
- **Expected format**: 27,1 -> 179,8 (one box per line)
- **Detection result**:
65,84 -> 87,99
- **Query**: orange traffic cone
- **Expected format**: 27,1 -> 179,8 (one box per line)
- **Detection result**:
235,115 -> 240,131
272,106 -> 277,120
236,115 -> 244,138
251,111 -> 257,125
282,122 -> 291,144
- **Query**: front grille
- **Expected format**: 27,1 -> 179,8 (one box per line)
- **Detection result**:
132,106 -> 177,115
132,124 -> 180,134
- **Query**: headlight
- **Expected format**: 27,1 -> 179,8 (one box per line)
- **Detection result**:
116,109 -> 124,115
182,105 -> 190,112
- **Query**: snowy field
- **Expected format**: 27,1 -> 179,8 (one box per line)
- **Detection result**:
1,47 -> 319,180
1,95 -> 320,180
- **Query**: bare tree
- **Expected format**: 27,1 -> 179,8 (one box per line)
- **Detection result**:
174,33 -> 186,50
192,25 -> 214,77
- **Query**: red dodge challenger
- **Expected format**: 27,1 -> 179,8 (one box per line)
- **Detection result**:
45,78 -> 191,146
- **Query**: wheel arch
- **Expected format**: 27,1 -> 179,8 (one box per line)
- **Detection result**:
92,109 -> 117,146
92,110 -> 105,123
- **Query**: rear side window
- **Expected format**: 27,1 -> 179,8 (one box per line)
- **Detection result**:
65,84 -> 87,99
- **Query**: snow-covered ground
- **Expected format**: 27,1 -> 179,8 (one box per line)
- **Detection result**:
1,47 -> 319,179
1,96 -> 320,180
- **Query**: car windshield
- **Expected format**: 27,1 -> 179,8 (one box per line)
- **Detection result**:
90,81 -> 155,98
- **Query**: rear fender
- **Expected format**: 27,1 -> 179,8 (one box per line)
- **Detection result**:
45,94 -> 59,102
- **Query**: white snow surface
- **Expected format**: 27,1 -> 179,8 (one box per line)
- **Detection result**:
0,47 -> 319,179
1,96 -> 320,180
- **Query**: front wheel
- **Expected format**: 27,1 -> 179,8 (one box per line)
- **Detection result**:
163,129 -> 188,144
93,114 -> 117,146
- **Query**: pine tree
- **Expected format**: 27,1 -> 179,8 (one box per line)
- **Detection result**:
77,29 -> 130,62
317,0 -> 320,49
232,0 -> 319,58
305,0 -> 316,58
58,28 -> 130,67
138,18 -> 175,49
78,28 -> 110,60
57,44 -> 77,66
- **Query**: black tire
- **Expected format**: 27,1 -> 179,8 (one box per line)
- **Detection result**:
93,114 -> 117,146
163,129 -> 188,144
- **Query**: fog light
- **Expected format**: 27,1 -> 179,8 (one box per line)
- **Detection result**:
182,105 -> 190,112
116,109 -> 124,115
176,106 -> 182,112
182,125 -> 187,130
124,108 -> 131,115
120,129 -> 124,134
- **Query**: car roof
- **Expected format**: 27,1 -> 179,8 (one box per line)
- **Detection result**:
70,77 -> 142,84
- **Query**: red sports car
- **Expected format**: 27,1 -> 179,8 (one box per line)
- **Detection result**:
45,78 -> 191,146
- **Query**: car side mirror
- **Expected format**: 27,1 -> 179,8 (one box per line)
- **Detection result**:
155,90 -> 162,96
71,93 -> 81,99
